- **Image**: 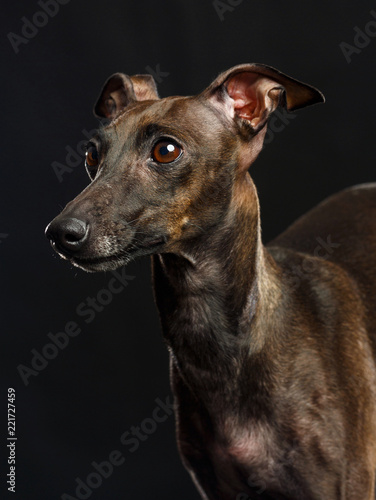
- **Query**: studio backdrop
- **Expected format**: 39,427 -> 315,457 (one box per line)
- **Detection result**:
1,1 -> 376,499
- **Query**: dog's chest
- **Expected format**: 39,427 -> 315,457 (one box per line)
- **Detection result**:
180,411 -> 289,498
210,421 -> 281,484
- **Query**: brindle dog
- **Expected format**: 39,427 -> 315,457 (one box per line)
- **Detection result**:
46,64 -> 376,500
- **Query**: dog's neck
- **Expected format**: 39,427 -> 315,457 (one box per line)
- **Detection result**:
152,174 -> 283,403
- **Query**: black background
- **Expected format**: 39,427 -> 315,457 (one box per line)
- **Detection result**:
1,1 -> 375,499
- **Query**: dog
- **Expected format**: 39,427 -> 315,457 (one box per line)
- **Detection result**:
46,63 -> 376,499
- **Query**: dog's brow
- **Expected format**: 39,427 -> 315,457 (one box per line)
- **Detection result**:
89,128 -> 106,146
135,123 -> 180,146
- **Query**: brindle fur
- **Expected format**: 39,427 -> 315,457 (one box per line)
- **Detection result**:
46,64 -> 376,500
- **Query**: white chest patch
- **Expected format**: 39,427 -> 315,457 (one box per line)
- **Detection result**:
206,421 -> 285,496
222,421 -> 277,468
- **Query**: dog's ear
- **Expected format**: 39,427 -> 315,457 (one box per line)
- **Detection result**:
94,73 -> 159,119
201,63 -> 324,134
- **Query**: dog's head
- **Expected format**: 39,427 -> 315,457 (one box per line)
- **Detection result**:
46,64 -> 324,272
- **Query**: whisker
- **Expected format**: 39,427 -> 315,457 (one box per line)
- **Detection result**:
186,221 -> 206,233
125,217 -> 143,226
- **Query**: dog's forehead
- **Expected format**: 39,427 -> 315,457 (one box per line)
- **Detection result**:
107,95 -> 222,140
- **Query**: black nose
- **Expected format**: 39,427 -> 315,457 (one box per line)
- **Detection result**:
45,217 -> 89,254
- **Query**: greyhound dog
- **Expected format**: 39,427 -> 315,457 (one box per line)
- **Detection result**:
46,64 -> 376,499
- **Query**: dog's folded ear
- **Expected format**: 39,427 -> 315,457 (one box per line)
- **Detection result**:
201,63 -> 324,135
94,73 -> 159,119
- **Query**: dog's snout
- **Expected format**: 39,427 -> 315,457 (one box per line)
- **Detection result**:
45,217 -> 89,254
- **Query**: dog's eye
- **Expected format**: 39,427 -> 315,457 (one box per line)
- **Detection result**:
86,145 -> 99,167
152,140 -> 182,164
85,144 -> 99,179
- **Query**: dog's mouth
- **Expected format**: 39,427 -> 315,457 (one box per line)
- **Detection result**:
46,213 -> 168,272
68,237 -> 166,271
